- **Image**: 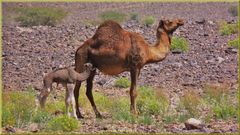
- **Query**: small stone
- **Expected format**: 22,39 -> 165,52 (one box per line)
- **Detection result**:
184,118 -> 204,130
216,57 -> 225,64
29,123 -> 39,133
5,126 -> 16,133
196,18 -> 206,24
171,49 -> 182,54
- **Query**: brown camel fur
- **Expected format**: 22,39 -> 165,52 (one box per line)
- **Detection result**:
36,63 -> 94,119
74,19 -> 184,118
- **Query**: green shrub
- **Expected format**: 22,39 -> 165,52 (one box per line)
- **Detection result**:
228,5 -> 238,17
2,91 -> 35,127
99,11 -> 126,23
143,16 -> 155,26
130,13 -> 138,21
94,92 -> 113,111
13,7 -> 67,27
32,110 -> 52,124
219,21 -> 238,36
177,113 -> 191,123
114,77 -> 131,88
137,86 -> 169,116
48,115 -> 79,132
228,38 -> 239,48
212,97 -> 236,120
180,90 -> 201,117
111,98 -> 136,123
171,36 -> 189,52
137,115 -> 153,125
163,114 -> 178,124
203,84 -> 237,120
45,100 -> 66,114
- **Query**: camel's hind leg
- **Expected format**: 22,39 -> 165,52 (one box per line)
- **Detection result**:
86,69 -> 102,118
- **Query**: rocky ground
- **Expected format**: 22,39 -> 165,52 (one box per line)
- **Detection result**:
2,2 -> 238,134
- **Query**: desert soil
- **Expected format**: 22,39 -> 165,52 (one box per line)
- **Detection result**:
2,2 -> 238,133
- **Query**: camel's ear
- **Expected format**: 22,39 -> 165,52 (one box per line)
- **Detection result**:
157,20 -> 165,33
159,20 -> 164,28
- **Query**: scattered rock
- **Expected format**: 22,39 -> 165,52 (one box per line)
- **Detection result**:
195,18 -> 206,24
184,118 -> 204,130
216,57 -> 225,64
5,126 -> 16,133
225,48 -> 238,54
171,49 -> 183,54
29,123 -> 39,133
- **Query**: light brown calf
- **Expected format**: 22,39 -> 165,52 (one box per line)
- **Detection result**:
36,63 -> 93,119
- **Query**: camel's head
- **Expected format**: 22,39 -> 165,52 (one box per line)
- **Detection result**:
84,63 -> 95,71
157,19 -> 184,36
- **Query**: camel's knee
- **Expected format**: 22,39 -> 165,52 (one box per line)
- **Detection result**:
130,89 -> 138,99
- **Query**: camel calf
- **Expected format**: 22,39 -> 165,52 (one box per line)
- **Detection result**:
36,63 -> 94,119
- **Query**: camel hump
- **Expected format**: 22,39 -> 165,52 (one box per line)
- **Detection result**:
93,20 -> 123,40
97,20 -> 122,30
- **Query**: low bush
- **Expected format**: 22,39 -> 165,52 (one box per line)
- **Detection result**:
219,21 -> 238,36
99,11 -> 126,23
48,115 -> 79,132
143,16 -> 155,26
2,91 -> 36,128
228,5 -> 238,17
111,98 -> 135,123
129,13 -> 138,21
13,7 -> 67,27
137,115 -> 153,125
94,92 -> 113,111
179,90 -> 201,117
228,38 -> 239,48
114,77 -> 131,88
137,86 -> 169,116
32,110 -> 52,124
203,84 -> 237,120
171,36 -> 189,52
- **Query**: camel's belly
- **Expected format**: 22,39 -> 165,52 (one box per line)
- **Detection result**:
98,65 -> 128,75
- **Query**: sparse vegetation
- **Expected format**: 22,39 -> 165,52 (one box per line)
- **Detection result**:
114,77 -> 131,88
228,5 -> 238,17
2,91 -> 35,128
143,16 -> 155,26
48,115 -> 79,132
99,11 -> 126,23
137,86 -> 169,116
12,7 -> 67,27
130,13 -> 138,21
203,84 -> 237,120
228,38 -> 239,48
171,36 -> 189,52
219,21 -> 238,36
179,90 -> 201,117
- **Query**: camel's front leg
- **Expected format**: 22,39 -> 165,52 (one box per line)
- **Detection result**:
67,84 -> 78,119
86,69 -> 102,118
130,69 -> 140,114
39,86 -> 52,109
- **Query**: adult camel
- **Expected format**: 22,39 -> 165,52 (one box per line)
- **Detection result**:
74,19 -> 184,118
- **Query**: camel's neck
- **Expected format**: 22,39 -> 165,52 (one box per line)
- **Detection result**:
146,32 -> 170,63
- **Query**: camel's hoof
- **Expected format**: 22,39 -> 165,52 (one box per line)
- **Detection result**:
76,113 -> 84,119
77,115 -> 84,119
